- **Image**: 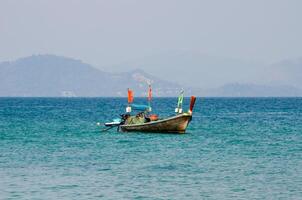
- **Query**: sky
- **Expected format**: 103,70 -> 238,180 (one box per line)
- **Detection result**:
1,0 -> 302,87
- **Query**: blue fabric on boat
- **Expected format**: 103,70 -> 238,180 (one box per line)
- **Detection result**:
130,104 -> 151,111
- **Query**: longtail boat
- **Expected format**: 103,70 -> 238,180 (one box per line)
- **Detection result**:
119,112 -> 192,133
103,86 -> 196,134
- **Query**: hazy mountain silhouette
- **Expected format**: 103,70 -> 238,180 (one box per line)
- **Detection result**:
105,50 -> 263,88
265,58 -> 302,88
0,55 -> 183,97
0,54 -> 301,97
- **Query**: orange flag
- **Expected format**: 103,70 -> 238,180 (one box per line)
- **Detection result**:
128,89 -> 134,103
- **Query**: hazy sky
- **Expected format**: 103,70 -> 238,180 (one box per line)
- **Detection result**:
1,0 -> 302,79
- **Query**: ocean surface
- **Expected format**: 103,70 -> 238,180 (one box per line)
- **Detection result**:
0,97 -> 302,199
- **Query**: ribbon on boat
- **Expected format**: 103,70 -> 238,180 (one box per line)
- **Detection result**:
189,96 -> 196,113
177,90 -> 184,107
177,91 -> 184,108
128,88 -> 134,103
175,90 -> 184,113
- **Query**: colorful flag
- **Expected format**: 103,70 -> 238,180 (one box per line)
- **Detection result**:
189,96 -> 196,112
128,89 -> 134,103
177,90 -> 184,108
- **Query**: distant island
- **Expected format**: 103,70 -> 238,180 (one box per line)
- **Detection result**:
0,55 -> 301,97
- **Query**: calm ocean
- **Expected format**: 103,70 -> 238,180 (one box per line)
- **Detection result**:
0,97 -> 302,199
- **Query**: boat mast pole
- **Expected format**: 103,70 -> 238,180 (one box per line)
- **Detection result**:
127,88 -> 133,113
148,85 -> 152,112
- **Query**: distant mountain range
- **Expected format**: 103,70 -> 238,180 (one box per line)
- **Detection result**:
0,55 -> 183,97
266,58 -> 302,88
0,54 -> 301,97
104,51 -> 264,88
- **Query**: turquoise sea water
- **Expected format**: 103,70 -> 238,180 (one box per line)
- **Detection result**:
0,97 -> 302,199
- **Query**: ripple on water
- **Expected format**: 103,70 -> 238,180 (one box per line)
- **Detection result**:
0,97 -> 302,199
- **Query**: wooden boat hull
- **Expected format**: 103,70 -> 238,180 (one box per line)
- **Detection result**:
120,113 -> 192,133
